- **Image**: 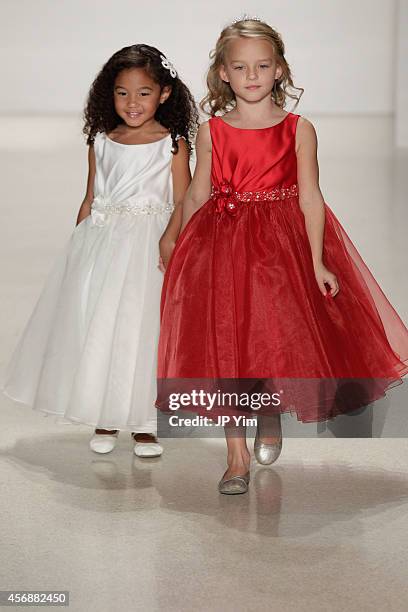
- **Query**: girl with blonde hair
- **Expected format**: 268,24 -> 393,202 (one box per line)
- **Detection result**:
156,18 -> 408,493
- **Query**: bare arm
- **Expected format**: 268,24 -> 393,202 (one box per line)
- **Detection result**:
296,117 -> 326,265
296,117 -> 339,297
75,143 -> 96,226
162,138 -> 192,243
179,120 -> 212,233
158,137 -> 192,270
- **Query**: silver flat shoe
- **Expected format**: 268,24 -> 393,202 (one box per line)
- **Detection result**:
218,471 -> 250,495
254,427 -> 282,465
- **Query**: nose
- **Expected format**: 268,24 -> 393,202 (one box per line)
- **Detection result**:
126,94 -> 140,107
127,98 -> 142,111
247,67 -> 258,80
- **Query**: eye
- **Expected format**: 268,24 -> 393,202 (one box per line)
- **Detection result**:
233,66 -> 244,70
139,92 -> 150,96
260,64 -> 270,68
116,91 -> 126,96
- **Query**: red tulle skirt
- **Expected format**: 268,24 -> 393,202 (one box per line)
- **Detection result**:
157,194 -> 408,423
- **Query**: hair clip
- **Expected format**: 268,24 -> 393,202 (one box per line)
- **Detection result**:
160,54 -> 177,78
231,14 -> 262,25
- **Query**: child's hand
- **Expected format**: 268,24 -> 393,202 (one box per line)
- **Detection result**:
158,236 -> 176,273
313,262 -> 339,298
158,256 -> 166,273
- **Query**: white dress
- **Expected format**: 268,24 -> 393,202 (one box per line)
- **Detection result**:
1,131 -> 175,432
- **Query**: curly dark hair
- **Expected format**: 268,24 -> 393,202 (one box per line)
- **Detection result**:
83,44 -> 199,155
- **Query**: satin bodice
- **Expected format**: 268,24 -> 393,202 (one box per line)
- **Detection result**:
209,112 -> 300,192
93,132 -> 174,207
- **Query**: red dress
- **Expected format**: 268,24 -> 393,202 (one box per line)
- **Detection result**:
156,112 -> 408,422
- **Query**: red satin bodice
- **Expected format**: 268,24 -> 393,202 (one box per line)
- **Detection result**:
209,113 -> 299,192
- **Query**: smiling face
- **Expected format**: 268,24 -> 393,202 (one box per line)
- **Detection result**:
113,67 -> 171,127
219,37 -> 282,103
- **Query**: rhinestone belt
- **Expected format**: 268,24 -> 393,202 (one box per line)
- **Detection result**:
90,195 -> 174,227
211,180 -> 298,216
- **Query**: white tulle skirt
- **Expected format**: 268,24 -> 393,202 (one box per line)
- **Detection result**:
1,211 -> 170,432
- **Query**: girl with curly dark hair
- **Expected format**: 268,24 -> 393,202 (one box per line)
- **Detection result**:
1,44 -> 199,458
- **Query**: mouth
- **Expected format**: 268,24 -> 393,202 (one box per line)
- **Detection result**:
245,85 -> 261,90
126,112 -> 142,119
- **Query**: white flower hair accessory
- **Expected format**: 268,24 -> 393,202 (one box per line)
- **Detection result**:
231,14 -> 261,25
160,54 -> 177,78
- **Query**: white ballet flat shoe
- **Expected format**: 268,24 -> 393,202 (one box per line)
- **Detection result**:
132,434 -> 163,458
89,431 -> 119,454
133,442 -> 163,457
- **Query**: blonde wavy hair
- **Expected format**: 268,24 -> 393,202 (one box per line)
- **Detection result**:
200,18 -> 304,116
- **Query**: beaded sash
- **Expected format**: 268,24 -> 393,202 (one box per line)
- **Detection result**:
90,195 -> 174,227
211,180 -> 298,216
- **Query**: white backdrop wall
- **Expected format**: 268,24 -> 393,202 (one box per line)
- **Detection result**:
0,0 -> 397,115
396,0 -> 408,146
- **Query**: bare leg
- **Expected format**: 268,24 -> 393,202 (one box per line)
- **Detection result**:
222,424 -> 250,480
256,413 -> 282,444
131,432 -> 158,443
95,429 -> 118,434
